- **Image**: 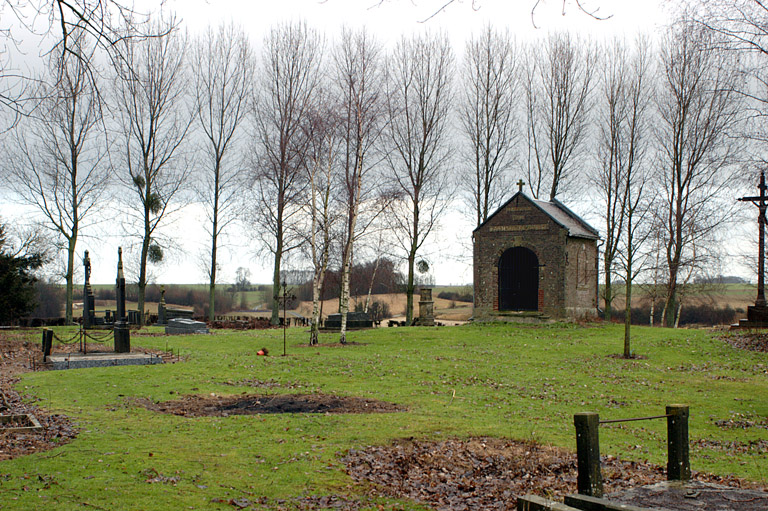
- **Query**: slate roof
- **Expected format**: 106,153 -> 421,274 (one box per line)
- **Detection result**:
474,191 -> 600,240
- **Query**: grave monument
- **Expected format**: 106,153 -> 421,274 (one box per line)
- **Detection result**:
736,171 -> 768,327
413,287 -> 436,326
82,251 -> 96,328
113,247 -> 131,352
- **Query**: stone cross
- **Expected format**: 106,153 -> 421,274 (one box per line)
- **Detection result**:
517,179 -> 525,193
738,171 -> 768,308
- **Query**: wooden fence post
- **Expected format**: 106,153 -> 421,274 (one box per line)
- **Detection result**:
574,412 -> 603,497
667,404 -> 690,481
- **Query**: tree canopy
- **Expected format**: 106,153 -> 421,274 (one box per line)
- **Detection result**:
0,223 -> 44,324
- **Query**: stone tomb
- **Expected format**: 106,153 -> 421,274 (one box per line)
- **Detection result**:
473,189 -> 599,321
324,312 -> 372,330
165,318 -> 210,335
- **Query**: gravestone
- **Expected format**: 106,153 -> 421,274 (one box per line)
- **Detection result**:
115,247 -> 126,321
413,287 -> 436,326
324,312 -> 372,329
82,250 -> 96,328
113,247 -> 130,353
157,286 -> 167,325
165,318 -> 209,335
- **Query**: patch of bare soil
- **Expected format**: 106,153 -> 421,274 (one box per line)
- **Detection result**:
343,437 -> 767,511
135,393 -> 406,417
722,332 -> 768,353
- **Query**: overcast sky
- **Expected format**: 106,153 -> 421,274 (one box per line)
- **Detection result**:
3,0 -> 684,286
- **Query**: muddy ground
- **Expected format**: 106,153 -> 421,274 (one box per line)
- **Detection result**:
134,393 -> 405,416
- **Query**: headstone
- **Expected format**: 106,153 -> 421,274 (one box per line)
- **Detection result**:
165,318 -> 209,335
413,287 -> 436,326
157,286 -> 167,325
324,312 -> 372,329
115,247 -> 126,321
83,250 -> 96,328
113,247 -> 130,352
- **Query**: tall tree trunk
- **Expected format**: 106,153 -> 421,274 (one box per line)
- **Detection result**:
604,265 -> 612,321
208,162 -> 221,323
339,229 -> 356,344
365,256 -> 381,313
65,236 -> 76,324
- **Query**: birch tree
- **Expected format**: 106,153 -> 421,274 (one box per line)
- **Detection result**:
523,32 -> 594,200
112,18 -> 193,325
460,25 -> 519,227
656,19 -> 741,327
302,102 -> 339,345
386,32 -> 455,324
333,27 -> 387,343
192,23 -> 253,322
6,33 -> 107,324
250,21 -> 322,326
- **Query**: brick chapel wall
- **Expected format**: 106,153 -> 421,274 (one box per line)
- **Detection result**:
473,195 -> 567,319
564,237 -> 599,319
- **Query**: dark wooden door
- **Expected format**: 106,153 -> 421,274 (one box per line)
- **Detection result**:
498,247 -> 539,311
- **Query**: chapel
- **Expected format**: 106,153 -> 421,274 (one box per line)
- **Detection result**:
473,190 -> 599,321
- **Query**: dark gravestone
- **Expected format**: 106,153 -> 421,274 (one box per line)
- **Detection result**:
113,247 -> 130,353
115,247 -> 126,321
82,250 -> 96,328
157,286 -> 167,325
114,320 -> 130,352
324,312 -> 372,329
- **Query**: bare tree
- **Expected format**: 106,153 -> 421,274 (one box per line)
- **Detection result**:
385,32 -> 455,324
523,32 -> 594,201
656,19 -> 741,327
112,17 -> 193,325
301,100 -> 340,345
459,25 -> 519,227
590,36 -> 651,323
192,23 -> 253,322
333,27 -> 388,344
0,1 -> 165,127
5,32 -> 107,324
250,21 -> 323,326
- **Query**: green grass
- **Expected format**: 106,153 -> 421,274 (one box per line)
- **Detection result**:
1,323 -> 766,509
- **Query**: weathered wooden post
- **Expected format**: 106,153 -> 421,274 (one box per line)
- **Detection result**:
574,412 -> 603,497
667,404 -> 690,481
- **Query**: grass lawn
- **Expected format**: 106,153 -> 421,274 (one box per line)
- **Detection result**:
1,323 -> 766,509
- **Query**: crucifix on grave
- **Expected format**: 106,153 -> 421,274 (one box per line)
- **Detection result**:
274,280 -> 296,356
738,171 -> 768,324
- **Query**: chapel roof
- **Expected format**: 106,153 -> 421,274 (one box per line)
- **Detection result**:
474,191 -> 600,240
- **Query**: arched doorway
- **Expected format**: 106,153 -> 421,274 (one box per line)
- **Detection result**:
498,247 -> 539,311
